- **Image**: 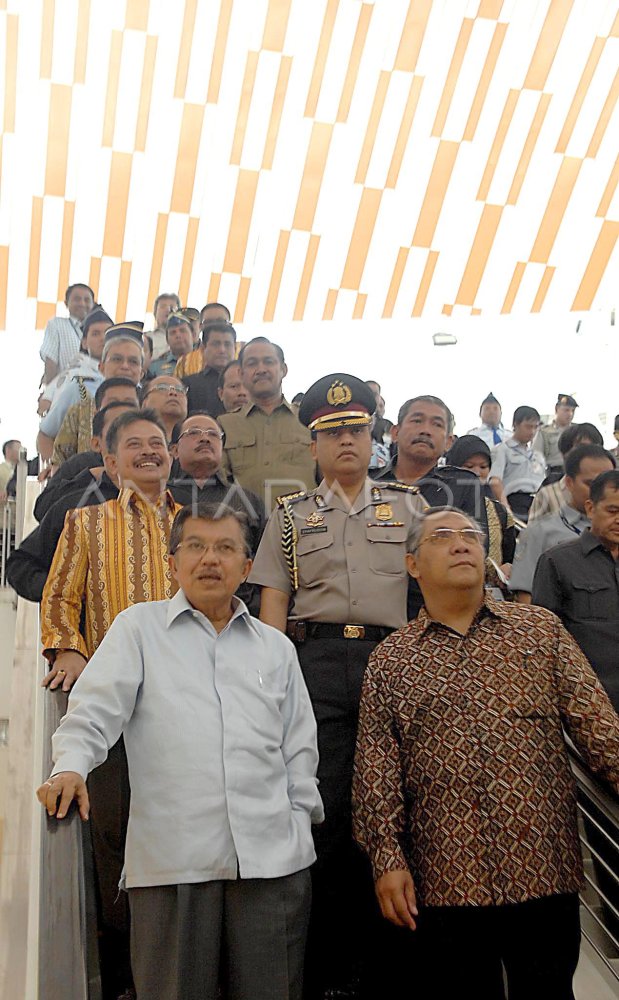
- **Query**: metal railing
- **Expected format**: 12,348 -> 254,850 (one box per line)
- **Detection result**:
0,499 -> 15,588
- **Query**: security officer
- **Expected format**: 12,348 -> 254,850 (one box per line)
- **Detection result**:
533,393 -> 578,473
249,374 -> 425,1000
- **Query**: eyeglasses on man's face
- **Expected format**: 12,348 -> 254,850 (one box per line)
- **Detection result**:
178,427 -> 223,442
173,539 -> 246,559
146,384 -> 189,396
416,527 -> 485,550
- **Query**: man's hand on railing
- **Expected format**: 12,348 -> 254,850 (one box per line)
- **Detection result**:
36,771 -> 90,821
42,650 -> 87,692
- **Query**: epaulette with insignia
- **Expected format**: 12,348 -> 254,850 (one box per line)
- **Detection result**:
384,480 -> 420,494
276,490 -> 307,507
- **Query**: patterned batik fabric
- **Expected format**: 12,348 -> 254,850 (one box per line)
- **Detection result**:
174,346 -> 204,378
41,489 -> 180,660
51,396 -> 97,465
353,595 -> 619,907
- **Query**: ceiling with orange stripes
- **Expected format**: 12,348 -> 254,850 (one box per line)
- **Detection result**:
0,0 -> 618,333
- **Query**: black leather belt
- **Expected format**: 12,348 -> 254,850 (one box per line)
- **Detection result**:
286,621 -> 394,643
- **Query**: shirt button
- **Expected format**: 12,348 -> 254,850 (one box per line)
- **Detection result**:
352,600 -> 358,606
347,541 -> 353,546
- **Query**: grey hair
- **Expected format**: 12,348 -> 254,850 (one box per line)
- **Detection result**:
169,502 -> 252,558
406,506 -> 482,554
101,335 -> 145,365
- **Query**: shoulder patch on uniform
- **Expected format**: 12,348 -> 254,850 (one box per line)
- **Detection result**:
276,490 -> 307,507
383,480 -> 420,494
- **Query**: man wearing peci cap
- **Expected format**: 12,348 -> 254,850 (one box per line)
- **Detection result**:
468,391 -> 506,448
533,394 -> 578,474
249,374 -> 426,999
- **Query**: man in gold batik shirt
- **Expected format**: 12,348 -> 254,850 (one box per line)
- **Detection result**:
41,408 -> 180,1000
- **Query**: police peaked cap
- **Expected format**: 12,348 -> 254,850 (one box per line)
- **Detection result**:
298,374 -> 376,431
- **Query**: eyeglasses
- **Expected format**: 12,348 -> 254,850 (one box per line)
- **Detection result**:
178,427 -> 223,441
173,539 -> 246,558
416,527 -> 485,549
108,354 -> 141,367
146,384 -> 188,396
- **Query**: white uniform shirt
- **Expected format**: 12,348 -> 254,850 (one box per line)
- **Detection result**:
489,437 -> 546,495
51,591 -> 323,888
467,423 -> 507,448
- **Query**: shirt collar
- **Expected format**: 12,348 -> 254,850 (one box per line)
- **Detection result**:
117,486 -> 177,512
580,528 -> 610,555
244,396 -> 294,417
169,467 -> 230,489
416,591 -> 510,636
166,588 -> 251,629
559,504 -> 590,528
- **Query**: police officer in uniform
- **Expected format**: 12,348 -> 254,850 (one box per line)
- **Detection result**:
533,393 -> 578,473
249,375 -> 425,1000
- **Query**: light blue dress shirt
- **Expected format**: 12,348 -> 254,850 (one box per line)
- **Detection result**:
51,590 -> 323,888
509,505 -> 591,594
489,437 -> 546,495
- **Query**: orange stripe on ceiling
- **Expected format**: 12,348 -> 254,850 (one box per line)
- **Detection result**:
146,214 -> 169,310
292,122 -> 333,231
207,0 -> 233,103
304,0 -> 338,118
28,198 -> 44,298
586,67 -> 619,158
208,273 -> 222,303
597,153 -> 619,217
337,3 -> 374,123
432,18 -> 474,137
73,0 -> 91,84
386,75 -> 423,188
263,230 -> 291,322
56,201 -> 76,301
4,15 -> 18,132
476,89 -> 519,201
262,56 -> 292,170
442,304 -> 453,316
89,257 -> 101,298
102,31 -> 123,147
40,0 -> 55,78
501,261 -> 526,314
523,0 -> 573,91
262,0 -> 292,51
103,152 -> 133,257
532,266 -> 555,312
36,302 -> 57,331
355,71 -> 390,185
353,293 -> 367,319
179,218 -> 199,305
412,250 -> 439,317
463,22 -> 507,142
116,261 -> 132,320
507,92 -> 552,205
0,247 -> 8,328
382,247 -> 409,318
125,0 -> 149,30
342,188 -> 382,290
456,204 -> 503,305
413,140 -> 459,248
174,0 -> 198,100
135,35 -> 158,152
293,234 -> 321,321
223,170 -> 260,273
323,289 -> 338,320
45,85 -> 72,197
477,0 -> 503,17
530,157 -> 581,263
611,9 -> 619,36
572,220 -> 619,311
471,308 -> 482,315
394,0 -> 432,72
235,277 -> 251,323
556,37 -> 604,154
231,52 -> 260,166
171,104 -> 205,213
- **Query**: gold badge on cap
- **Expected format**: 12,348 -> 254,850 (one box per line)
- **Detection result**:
327,380 -> 353,407
375,503 -> 393,521
305,511 -> 325,527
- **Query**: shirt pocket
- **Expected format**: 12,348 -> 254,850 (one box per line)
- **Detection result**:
225,429 -> 256,473
571,578 -> 615,620
366,524 -> 408,576
296,529 -> 336,584
277,425 -> 311,466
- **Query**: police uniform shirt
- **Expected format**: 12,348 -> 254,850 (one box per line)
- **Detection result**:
467,423 -> 507,448
248,478 -> 425,629
532,423 -> 565,469
489,437 -> 546,495
219,399 -> 316,511
509,505 -> 591,595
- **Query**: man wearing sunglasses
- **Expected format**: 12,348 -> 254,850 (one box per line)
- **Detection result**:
353,505 -> 619,999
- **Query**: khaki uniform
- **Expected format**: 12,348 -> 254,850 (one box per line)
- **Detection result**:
532,422 -> 566,469
219,399 -> 316,511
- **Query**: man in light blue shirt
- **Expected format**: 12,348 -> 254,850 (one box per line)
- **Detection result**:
468,391 -> 507,448
38,503 -> 322,1000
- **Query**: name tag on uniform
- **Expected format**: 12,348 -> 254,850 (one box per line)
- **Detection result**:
366,521 -> 405,528
300,526 -> 328,535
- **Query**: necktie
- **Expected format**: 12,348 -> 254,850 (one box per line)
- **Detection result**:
492,428 -> 501,445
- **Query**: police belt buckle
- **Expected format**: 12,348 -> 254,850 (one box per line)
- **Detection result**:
343,624 -> 365,639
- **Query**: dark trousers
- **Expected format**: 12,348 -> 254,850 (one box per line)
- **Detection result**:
296,635 -> 411,1000
87,737 -> 132,998
128,870 -> 311,1000
410,893 -> 581,1000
